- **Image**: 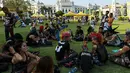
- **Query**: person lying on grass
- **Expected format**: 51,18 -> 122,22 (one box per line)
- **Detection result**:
91,33 -> 108,66
12,40 -> 40,73
109,30 -> 130,68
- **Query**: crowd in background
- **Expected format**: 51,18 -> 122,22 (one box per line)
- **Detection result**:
0,7 -> 130,73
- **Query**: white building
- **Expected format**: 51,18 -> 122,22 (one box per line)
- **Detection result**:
29,0 -> 38,14
38,0 -> 87,14
55,0 -> 87,13
28,0 -> 87,15
44,4 -> 56,13
0,0 -> 3,7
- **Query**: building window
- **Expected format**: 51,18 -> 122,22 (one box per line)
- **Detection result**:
51,10 -> 52,13
66,9 -> 67,13
78,10 -> 79,13
75,10 -> 77,13
80,8 -> 82,11
62,9 -> 64,13
83,10 -> 84,13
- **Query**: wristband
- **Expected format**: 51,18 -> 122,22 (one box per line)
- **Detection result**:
13,52 -> 16,55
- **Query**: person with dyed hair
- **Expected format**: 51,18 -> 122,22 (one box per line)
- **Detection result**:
91,33 -> 108,66
55,31 -> 71,61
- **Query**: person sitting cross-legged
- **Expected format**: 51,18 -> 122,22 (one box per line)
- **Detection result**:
74,26 -> 84,41
78,41 -> 93,73
55,32 -> 71,61
104,28 -> 123,47
109,31 -> 130,68
26,25 -> 52,47
12,40 -> 40,73
91,33 -> 108,66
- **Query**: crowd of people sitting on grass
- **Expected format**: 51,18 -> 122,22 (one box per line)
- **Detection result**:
0,7 -> 130,73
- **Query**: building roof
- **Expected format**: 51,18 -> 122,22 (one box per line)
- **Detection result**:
44,4 -> 56,7
74,5 -> 87,8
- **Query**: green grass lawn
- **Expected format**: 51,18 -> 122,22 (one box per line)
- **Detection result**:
0,20 -> 130,73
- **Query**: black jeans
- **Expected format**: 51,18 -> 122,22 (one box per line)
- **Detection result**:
5,27 -> 14,41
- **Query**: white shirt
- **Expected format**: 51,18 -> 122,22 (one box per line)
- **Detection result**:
104,22 -> 109,31
90,20 -> 95,29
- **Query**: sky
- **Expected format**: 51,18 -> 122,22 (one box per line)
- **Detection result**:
36,0 -> 130,6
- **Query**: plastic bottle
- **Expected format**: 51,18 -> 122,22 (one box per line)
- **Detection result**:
68,67 -> 78,73
72,67 -> 78,73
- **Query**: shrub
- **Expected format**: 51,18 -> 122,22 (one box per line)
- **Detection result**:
118,16 -> 129,21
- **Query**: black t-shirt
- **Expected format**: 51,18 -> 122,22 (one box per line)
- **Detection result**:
79,51 -> 93,73
125,43 -> 130,60
76,29 -> 83,36
26,32 -> 39,46
96,45 -> 108,63
55,41 -> 70,61
2,39 -> 14,56
101,14 -> 108,23
4,13 -> 15,27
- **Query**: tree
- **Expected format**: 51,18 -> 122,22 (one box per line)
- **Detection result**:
48,7 -> 52,16
117,9 -> 121,16
3,0 -> 28,10
3,0 -> 31,18
41,6 -> 47,14
55,11 -> 64,17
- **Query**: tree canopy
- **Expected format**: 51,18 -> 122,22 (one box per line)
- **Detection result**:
3,0 -> 30,11
55,11 -> 64,17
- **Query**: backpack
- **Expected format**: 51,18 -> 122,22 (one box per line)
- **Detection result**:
0,63 -> 9,72
79,51 -> 93,73
64,50 -> 78,68
58,50 -> 78,68
64,60 -> 75,68
96,45 -> 108,63
54,65 -> 60,73
0,56 -> 10,72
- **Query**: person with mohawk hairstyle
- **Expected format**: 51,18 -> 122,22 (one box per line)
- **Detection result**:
91,33 -> 108,66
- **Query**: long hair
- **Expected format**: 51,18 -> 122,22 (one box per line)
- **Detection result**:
35,56 -> 54,73
2,40 -> 15,52
14,40 -> 24,53
2,7 -> 9,14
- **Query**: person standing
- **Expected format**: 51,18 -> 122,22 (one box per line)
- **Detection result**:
101,11 -> 109,28
2,7 -> 15,41
108,13 -> 114,30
